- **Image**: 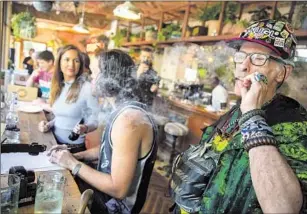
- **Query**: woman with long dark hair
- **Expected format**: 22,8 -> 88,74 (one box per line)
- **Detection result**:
38,45 -> 99,150
48,50 -> 157,214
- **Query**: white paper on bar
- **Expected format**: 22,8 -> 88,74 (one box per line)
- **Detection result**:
1,123 -> 5,136
1,151 -> 65,173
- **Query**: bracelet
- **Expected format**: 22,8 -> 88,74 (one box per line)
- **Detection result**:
239,109 -> 266,127
72,163 -> 82,177
240,115 -> 265,129
244,136 -> 277,152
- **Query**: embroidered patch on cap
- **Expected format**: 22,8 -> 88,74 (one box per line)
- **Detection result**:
227,19 -> 297,59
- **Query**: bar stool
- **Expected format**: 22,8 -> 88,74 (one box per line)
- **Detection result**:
163,122 -> 189,177
152,114 -> 169,145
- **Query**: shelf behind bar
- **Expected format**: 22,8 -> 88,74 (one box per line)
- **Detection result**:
121,30 -> 307,47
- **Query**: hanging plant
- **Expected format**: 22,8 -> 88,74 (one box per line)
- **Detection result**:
158,23 -> 181,41
11,12 -> 37,39
224,2 -> 240,24
197,3 -> 221,22
248,5 -> 272,22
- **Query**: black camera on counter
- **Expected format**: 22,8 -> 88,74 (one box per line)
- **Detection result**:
9,166 -> 37,207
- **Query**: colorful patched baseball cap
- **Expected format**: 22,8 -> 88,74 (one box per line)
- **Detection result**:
227,19 -> 297,60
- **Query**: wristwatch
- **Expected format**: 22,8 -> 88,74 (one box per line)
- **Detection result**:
72,163 -> 82,177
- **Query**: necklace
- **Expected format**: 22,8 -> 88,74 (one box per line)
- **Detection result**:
261,93 -> 278,109
217,108 -> 241,138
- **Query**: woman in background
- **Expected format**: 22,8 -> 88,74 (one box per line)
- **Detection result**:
48,50 -> 157,213
38,45 -> 99,151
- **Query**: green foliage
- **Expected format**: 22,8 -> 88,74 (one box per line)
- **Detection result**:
248,5 -> 272,22
215,64 -> 235,87
129,32 -> 141,42
197,3 -> 221,22
145,26 -> 156,32
0,70 -> 5,79
11,12 -> 37,39
236,19 -> 250,28
224,2 -> 240,24
158,23 -> 181,41
112,29 -> 127,47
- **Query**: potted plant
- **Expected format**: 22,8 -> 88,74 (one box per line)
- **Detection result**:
11,12 -> 37,39
248,5 -> 272,22
145,26 -> 157,41
158,23 -> 181,41
292,2 -> 307,29
232,19 -> 249,34
112,29 -> 127,47
129,33 -> 141,42
197,3 -> 222,36
222,2 -> 239,35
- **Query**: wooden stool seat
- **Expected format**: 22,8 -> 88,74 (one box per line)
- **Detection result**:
164,122 -> 189,137
152,115 -> 169,126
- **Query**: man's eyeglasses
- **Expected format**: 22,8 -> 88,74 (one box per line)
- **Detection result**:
234,51 -> 287,66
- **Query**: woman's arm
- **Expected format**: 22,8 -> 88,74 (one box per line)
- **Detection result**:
84,83 -> 100,133
26,70 -> 39,87
51,109 -> 150,199
73,146 -> 101,161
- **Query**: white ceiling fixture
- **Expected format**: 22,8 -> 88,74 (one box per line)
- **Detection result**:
73,2 -> 90,34
113,1 -> 141,20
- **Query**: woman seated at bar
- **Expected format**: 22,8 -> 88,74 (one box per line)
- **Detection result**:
48,50 -> 157,214
38,45 -> 99,151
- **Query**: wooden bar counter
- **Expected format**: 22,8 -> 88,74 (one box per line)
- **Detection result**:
155,95 -> 222,150
17,111 -> 90,214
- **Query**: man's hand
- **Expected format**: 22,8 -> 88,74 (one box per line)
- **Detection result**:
38,121 -> 50,133
239,72 -> 268,114
150,84 -> 159,93
49,149 -> 79,171
47,144 -> 68,156
32,70 -> 40,79
137,63 -> 149,75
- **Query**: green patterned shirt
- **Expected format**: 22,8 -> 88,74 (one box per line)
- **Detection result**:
200,95 -> 307,214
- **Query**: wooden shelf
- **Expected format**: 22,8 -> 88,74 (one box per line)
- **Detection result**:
295,30 -> 307,38
122,35 -> 237,47
122,30 -> 307,48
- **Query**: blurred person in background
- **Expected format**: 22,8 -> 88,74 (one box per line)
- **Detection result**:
23,48 -> 35,75
211,76 -> 228,111
135,48 -> 160,107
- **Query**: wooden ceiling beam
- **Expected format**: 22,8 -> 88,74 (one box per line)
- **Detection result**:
165,12 -> 182,19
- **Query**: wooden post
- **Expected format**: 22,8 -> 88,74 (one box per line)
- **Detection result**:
127,21 -> 131,42
141,17 -> 145,41
238,3 -> 244,20
1,1 -> 12,70
158,12 -> 164,32
288,1 -> 297,23
270,1 -> 278,19
181,4 -> 190,38
202,2 -> 208,26
218,1 -> 226,36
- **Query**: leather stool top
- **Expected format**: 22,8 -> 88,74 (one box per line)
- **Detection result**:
152,115 -> 169,126
164,122 -> 189,137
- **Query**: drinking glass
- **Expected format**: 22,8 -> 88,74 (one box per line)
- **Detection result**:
34,172 -> 66,214
1,174 -> 20,214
